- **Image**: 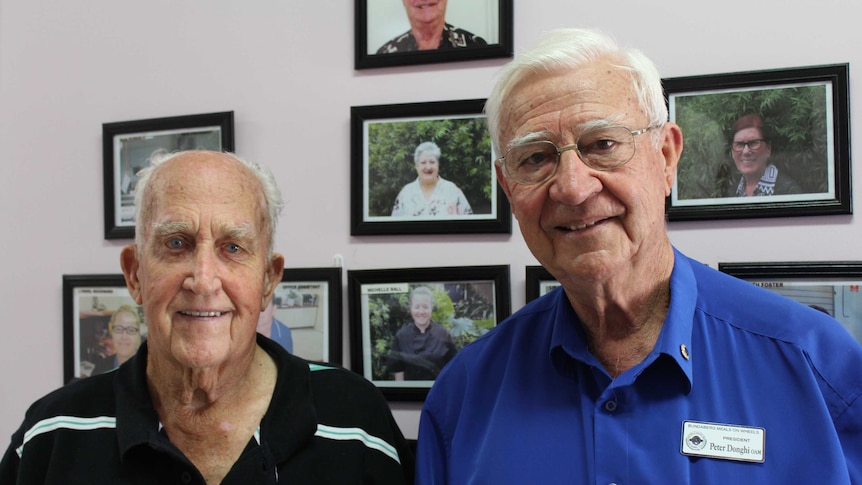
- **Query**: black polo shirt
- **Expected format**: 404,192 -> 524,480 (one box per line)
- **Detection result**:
1,335 -> 414,484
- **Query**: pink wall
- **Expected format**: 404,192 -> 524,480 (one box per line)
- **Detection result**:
1,0 -> 860,440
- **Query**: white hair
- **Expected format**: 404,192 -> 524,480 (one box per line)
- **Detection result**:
414,141 -> 441,163
485,28 -> 667,156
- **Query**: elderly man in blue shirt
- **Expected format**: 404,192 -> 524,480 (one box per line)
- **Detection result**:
416,28 -> 862,484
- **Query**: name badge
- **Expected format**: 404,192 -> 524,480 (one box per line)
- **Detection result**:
680,420 -> 765,463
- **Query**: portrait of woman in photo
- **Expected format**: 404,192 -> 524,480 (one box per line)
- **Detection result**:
88,305 -> 144,376
386,286 -> 457,381
376,0 -> 487,54
724,113 -> 803,197
391,141 -> 473,217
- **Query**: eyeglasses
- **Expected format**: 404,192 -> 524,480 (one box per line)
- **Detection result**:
111,326 -> 140,336
731,139 -> 766,153
496,125 -> 661,185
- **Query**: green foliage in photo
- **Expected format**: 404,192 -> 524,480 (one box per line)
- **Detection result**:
367,282 -> 496,380
367,117 -> 494,215
673,84 -> 829,199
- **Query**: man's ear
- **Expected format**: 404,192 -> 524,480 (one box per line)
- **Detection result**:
660,123 -> 684,196
261,253 -> 285,311
120,245 -> 143,305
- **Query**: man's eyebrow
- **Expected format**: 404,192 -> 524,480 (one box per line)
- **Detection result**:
220,222 -> 255,241
505,116 -> 631,150
506,130 -> 555,150
150,221 -> 193,238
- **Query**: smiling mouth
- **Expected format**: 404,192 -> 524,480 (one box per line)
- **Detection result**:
180,310 -> 225,317
558,218 -> 609,232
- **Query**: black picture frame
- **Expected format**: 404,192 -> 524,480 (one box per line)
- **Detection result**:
351,99 -> 510,236
525,266 -> 560,303
102,111 -> 235,240
718,261 -> 862,344
63,274 -> 143,383
272,268 -> 343,364
355,0 -> 513,69
664,63 -> 851,221
348,265 -> 511,401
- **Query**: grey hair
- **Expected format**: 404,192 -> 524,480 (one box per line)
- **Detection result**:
133,150 -> 284,257
485,28 -> 667,157
409,286 -> 434,305
413,141 -> 441,164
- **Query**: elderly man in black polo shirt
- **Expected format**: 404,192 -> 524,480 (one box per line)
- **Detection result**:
1,151 -> 413,484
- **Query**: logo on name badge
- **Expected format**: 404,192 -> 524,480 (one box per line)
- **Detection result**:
685,431 -> 707,451
680,420 -> 765,463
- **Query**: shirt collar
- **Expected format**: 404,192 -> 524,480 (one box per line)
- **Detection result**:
548,247 -> 695,392
114,335 -> 319,462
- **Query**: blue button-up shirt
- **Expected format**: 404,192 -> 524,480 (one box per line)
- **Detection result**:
417,248 -> 862,484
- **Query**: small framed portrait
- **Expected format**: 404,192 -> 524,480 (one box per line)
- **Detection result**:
267,268 -> 343,364
102,111 -> 234,240
355,0 -> 513,70
63,274 -> 144,383
525,266 -> 560,303
351,99 -> 510,236
664,64 -> 850,221
719,261 -> 862,344
348,265 -> 511,401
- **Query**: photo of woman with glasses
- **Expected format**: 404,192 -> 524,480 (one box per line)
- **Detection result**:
724,113 -> 803,197
79,302 -> 145,378
666,80 -> 836,211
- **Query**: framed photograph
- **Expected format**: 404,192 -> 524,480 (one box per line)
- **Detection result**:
63,274 -> 144,383
719,261 -> 862,344
351,99 -> 510,236
348,265 -> 511,401
525,266 -> 560,303
269,268 -> 343,364
102,111 -> 235,240
664,63 -> 850,221
355,0 -> 513,69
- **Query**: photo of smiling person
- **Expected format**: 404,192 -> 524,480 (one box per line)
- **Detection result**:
391,141 -> 473,217
726,113 -> 803,197
377,0 -> 487,53
386,286 -> 457,381
92,305 -> 144,374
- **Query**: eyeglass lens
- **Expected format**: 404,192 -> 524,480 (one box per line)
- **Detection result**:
503,126 -> 638,184
732,140 -> 763,152
112,326 -> 139,335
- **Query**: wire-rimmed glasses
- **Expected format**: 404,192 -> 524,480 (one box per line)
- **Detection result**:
111,326 -> 140,336
496,124 -> 661,185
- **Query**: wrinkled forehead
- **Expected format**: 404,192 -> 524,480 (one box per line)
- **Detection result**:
499,60 -> 641,145
142,154 -> 267,236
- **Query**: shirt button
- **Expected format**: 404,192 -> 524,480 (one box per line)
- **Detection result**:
604,400 -> 618,412
181,471 -> 192,483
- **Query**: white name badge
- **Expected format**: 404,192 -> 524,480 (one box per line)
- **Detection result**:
680,420 -> 765,463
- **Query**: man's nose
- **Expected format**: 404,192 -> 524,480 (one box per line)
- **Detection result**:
548,149 -> 602,205
184,247 -> 223,295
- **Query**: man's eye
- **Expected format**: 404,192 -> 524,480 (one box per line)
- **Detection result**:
581,139 -> 617,154
520,151 -> 550,167
225,243 -> 241,254
167,238 -> 184,249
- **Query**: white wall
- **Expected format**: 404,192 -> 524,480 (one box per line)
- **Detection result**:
1,0 -> 860,441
